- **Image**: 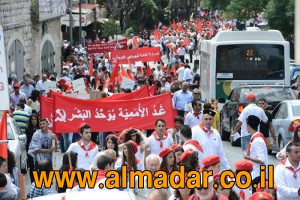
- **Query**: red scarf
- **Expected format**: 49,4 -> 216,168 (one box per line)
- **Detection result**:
96,169 -> 106,182
247,132 -> 266,153
152,131 -> 168,148
199,123 -> 213,134
280,158 -> 300,178
193,111 -> 201,119
77,140 -> 97,157
185,140 -> 203,153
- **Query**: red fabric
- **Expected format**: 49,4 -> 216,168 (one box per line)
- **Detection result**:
40,95 -> 54,130
185,140 -> 203,153
148,83 -> 157,96
0,111 -> 8,159
110,47 -> 161,64
77,140 -> 97,157
152,130 -> 169,148
239,190 -> 245,200
247,132 -> 266,152
89,55 -> 94,76
105,85 -> 149,100
96,169 -> 106,182
87,39 -> 127,54
199,123 -> 213,134
193,112 -> 201,119
133,36 -> 139,47
52,93 -> 174,133
109,62 -> 119,91
182,40 -> 190,46
195,19 -> 202,32
146,65 -> 153,76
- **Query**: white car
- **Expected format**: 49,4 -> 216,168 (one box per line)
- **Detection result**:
271,100 -> 300,152
1,113 -> 27,173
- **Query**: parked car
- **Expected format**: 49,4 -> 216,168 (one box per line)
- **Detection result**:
290,66 -> 300,85
270,100 -> 300,153
220,85 -> 296,146
0,112 -> 27,173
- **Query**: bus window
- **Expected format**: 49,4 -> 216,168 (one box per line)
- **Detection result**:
216,44 -> 285,80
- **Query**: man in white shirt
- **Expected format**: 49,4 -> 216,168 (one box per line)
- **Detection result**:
180,125 -> 204,167
232,93 -> 268,151
145,119 -> 173,159
20,78 -> 34,99
154,64 -> 164,81
132,154 -> 160,200
67,123 -> 99,170
275,142 -> 300,200
243,115 -> 268,193
36,74 -> 51,95
184,99 -> 203,128
183,65 -> 193,82
192,110 -> 230,170
177,46 -> 186,63
176,63 -> 185,81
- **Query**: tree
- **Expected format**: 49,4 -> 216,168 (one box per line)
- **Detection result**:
101,18 -> 121,39
226,0 -> 269,21
265,0 -> 294,38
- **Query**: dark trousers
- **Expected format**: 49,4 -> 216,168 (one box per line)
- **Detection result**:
27,154 -> 34,183
189,49 -> 193,63
177,110 -> 185,118
179,55 -> 184,63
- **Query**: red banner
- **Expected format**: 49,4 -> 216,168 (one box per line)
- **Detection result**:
104,86 -> 149,100
53,93 -> 174,133
110,47 -> 161,64
87,39 -> 128,54
40,95 -> 54,130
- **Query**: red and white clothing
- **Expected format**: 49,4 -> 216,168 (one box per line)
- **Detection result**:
248,132 -> 268,179
147,131 -> 174,155
136,144 -> 145,170
232,184 -> 251,200
184,111 -> 203,128
183,140 -> 204,167
192,124 -> 230,170
275,158 -> 300,200
67,140 -> 99,170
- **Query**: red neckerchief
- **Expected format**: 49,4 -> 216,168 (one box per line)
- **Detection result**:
247,132 -> 266,153
185,140 -> 204,153
96,169 -> 106,182
280,158 -> 300,178
152,131 -> 168,148
239,190 -> 245,200
199,123 -> 213,134
192,111 -> 201,119
77,140 -> 97,157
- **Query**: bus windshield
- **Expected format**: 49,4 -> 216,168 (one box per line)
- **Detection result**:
216,44 -> 285,80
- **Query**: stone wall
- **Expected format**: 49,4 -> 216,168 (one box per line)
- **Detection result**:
0,0 -> 32,79
31,18 -> 62,76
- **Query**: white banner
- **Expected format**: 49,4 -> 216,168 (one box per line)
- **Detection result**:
121,77 -> 135,91
0,25 -> 10,111
72,78 -> 87,94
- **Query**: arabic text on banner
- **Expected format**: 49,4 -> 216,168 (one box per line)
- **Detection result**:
51,93 -> 174,133
110,47 -> 162,64
87,39 -> 128,54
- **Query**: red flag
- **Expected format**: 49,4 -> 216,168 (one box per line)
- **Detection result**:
196,19 -> 203,32
172,20 -> 177,30
153,29 -> 161,42
148,83 -> 157,96
128,58 -> 132,71
121,65 -> 130,79
0,111 -> 8,159
146,64 -> 153,76
133,36 -> 139,47
109,62 -> 119,91
171,66 -> 177,77
89,55 -> 94,76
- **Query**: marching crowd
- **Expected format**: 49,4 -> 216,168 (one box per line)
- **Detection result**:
0,14 -> 299,200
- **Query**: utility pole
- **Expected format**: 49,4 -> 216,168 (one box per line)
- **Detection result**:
79,0 -> 82,47
295,0 -> 300,66
69,0 -> 73,47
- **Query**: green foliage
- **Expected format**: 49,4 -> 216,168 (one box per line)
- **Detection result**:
123,27 -> 135,38
203,0 -> 231,10
226,0 -> 269,21
101,18 -> 121,38
265,0 -> 294,37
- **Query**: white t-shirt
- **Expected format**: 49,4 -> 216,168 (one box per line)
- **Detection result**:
238,103 -> 268,137
147,133 -> 174,155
